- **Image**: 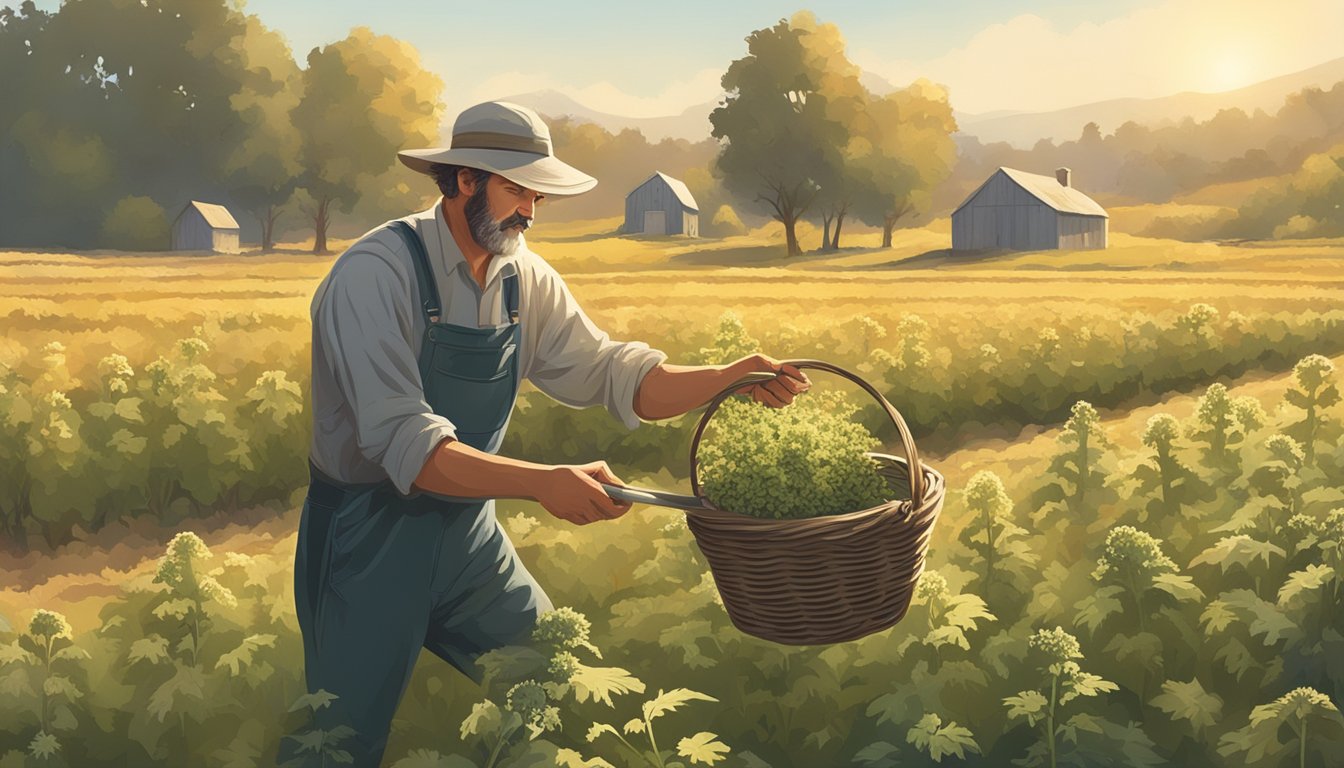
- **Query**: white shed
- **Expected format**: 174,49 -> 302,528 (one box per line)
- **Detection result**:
951,167 -> 1107,251
171,201 -> 241,253
624,171 -> 699,237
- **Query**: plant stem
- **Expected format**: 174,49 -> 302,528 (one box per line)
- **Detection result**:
1048,674 -> 1058,768
42,635 -> 52,733
1300,718 -> 1308,768
610,730 -> 661,768
644,716 -> 665,768
484,731 -> 508,768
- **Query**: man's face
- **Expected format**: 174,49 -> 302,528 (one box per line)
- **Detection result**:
464,173 -> 545,256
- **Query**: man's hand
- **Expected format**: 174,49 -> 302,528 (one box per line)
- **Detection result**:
730,354 -> 811,408
534,460 -> 632,525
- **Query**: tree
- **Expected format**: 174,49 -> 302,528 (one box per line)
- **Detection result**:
291,27 -> 443,254
710,12 -> 861,257
0,0 -> 303,249
850,80 -> 957,248
220,13 -> 303,251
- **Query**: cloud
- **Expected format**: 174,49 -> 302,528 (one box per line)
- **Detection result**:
447,68 -> 724,119
851,0 -> 1344,115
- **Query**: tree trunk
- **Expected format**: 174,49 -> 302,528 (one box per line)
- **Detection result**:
783,216 -> 801,257
312,197 -> 331,255
832,210 -> 847,250
882,215 -> 897,248
820,214 -> 833,252
260,205 -> 282,252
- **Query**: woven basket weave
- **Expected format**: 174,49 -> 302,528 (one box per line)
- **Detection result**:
684,360 -> 946,645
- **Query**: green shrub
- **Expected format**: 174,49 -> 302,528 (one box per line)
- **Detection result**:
101,196 -> 168,251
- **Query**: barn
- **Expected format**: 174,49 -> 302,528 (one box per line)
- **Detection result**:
951,167 -> 1107,251
624,171 -> 699,237
171,201 -> 241,253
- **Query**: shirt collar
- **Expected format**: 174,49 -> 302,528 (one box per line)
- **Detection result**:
424,196 -> 520,288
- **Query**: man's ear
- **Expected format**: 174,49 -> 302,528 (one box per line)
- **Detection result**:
457,168 -> 478,196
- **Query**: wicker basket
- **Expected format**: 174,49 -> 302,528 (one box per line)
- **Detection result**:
684,359 -> 946,645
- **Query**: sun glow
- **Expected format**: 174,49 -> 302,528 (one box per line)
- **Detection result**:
1205,51 -> 1253,93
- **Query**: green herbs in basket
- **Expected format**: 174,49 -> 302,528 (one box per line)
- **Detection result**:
698,390 -> 891,519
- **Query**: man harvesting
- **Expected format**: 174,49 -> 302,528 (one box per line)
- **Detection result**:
290,100 -> 808,765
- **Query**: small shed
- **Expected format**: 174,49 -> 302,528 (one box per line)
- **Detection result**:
171,201 -> 241,253
624,171 -> 699,237
951,167 -> 1107,251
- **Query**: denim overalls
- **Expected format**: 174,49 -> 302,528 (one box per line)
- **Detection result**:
288,220 -> 552,766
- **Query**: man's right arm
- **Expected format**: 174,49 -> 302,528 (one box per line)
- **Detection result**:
413,438 -> 631,525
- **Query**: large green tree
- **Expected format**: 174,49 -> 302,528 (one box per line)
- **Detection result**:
850,80 -> 958,247
0,0 -> 303,249
710,12 -> 862,257
220,13 -> 303,252
290,27 -> 443,254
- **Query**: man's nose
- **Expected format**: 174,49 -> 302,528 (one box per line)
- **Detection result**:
518,198 -> 535,218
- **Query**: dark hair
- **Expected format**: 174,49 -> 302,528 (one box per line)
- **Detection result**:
429,164 -> 492,199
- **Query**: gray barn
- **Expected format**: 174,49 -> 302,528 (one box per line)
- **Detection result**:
624,171 -> 699,237
171,201 -> 241,253
951,167 -> 1107,251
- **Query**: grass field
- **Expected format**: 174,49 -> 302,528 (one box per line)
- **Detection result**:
4,222 -> 1344,766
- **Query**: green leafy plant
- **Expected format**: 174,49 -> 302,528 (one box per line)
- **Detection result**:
1218,687 -> 1344,768
0,609 -> 88,763
280,689 -> 356,768
1284,354 -> 1340,464
1004,627 -> 1118,768
697,391 -> 889,519
585,688 -> 730,767
958,470 -> 1038,603
464,607 -> 647,768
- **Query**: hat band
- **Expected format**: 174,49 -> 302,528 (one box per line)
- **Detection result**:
451,131 -> 552,156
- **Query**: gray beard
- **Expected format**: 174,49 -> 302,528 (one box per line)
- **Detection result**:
465,184 -> 523,256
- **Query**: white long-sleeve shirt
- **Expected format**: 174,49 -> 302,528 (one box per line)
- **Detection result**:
309,198 -> 667,495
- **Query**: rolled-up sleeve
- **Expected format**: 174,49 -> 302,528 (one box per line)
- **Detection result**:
316,254 -> 457,495
526,264 -> 667,429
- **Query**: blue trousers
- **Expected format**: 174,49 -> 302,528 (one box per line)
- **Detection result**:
284,471 -> 552,767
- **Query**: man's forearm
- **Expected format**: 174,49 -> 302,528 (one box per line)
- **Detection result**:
633,359 -> 771,421
412,438 -> 548,499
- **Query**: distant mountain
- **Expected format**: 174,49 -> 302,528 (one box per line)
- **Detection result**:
445,57 -> 1344,149
957,56 -> 1344,148
443,89 -> 721,144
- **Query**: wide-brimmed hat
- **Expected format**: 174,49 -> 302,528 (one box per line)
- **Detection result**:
397,101 -> 597,197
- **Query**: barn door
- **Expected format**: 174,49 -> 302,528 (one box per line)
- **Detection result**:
643,211 -> 666,235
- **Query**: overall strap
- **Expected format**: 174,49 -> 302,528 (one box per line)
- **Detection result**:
503,273 -> 520,324
388,220 -> 441,324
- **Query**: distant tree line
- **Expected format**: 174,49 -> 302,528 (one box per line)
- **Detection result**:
0,0 -> 441,253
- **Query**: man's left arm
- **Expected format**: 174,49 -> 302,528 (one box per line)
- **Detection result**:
633,356 -> 810,421
525,264 -> 808,426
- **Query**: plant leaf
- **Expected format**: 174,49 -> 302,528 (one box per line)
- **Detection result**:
677,732 -> 730,765
1150,678 -> 1224,733
215,634 -> 277,677
571,663 -> 646,707
643,688 -> 718,721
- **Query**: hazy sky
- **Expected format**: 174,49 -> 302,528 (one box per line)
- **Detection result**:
30,0 -> 1344,118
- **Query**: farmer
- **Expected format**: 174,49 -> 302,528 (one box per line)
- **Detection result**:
289,100 -> 809,765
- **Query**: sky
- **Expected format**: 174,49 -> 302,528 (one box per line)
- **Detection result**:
29,0 -> 1344,119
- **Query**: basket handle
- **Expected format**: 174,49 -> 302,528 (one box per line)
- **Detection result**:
689,359 -> 925,504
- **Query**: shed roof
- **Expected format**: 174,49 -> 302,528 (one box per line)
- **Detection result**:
954,167 -> 1108,218
633,171 -> 699,212
181,201 -> 240,230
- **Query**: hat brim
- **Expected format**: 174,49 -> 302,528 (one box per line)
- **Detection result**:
397,148 -> 597,197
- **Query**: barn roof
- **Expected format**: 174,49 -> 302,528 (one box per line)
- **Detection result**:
181,201 -> 240,230
954,167 -> 1108,218
632,171 -> 699,212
